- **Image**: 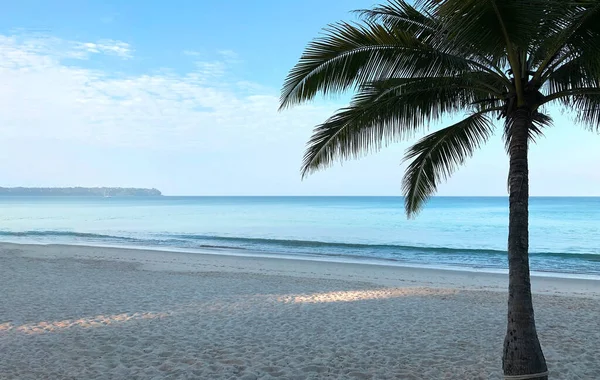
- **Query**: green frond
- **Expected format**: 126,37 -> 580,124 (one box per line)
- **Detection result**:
355,0 -> 510,80
540,80 -> 600,132
280,22 -> 418,109
551,2 -> 600,61
300,76 -> 501,178
402,112 -> 495,217
546,58 -> 590,93
528,2 -> 598,81
530,112 -> 553,141
542,87 -> 600,107
545,58 -> 600,95
569,94 -> 600,131
413,0 -> 568,104
356,0 -> 435,38
503,111 -> 554,151
279,20 -> 496,110
422,0 -> 567,57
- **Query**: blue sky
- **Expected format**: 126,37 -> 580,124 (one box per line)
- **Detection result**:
1,1 -> 599,195
1,0 -> 370,87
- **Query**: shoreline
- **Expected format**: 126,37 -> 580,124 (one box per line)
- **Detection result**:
4,238 -> 600,281
2,231 -> 599,278
3,241 -> 600,298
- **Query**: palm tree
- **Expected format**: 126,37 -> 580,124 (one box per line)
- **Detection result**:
280,0 -> 600,378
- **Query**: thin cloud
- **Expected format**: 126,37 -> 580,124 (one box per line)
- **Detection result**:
0,32 -> 337,152
0,33 -> 132,60
182,50 -> 201,56
76,39 -> 133,59
218,49 -> 240,63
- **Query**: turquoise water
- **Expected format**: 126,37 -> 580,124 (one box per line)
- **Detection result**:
1,196 -> 599,275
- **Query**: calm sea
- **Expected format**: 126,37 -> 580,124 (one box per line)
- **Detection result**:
1,196 -> 599,276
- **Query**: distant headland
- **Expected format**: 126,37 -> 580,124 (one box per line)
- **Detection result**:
0,187 -> 162,197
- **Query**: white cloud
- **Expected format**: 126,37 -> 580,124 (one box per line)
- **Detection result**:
218,49 -> 240,63
192,60 -> 227,80
76,39 -> 132,58
0,32 -> 344,193
0,34 -> 132,61
0,32 -> 334,147
218,50 -> 237,58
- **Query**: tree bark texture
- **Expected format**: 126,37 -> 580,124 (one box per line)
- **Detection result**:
502,107 -> 548,379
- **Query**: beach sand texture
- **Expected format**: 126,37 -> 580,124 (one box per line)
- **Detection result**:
1,244 -> 600,379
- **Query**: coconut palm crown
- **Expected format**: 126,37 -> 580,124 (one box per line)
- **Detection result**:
281,1 -> 600,378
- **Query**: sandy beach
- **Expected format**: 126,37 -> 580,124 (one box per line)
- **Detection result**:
1,243 -> 600,379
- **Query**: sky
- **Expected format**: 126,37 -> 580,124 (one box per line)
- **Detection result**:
0,0 -> 599,196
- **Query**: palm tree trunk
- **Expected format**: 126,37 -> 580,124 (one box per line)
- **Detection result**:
502,107 -> 548,379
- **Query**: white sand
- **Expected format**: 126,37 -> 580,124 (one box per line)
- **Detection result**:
1,243 -> 600,379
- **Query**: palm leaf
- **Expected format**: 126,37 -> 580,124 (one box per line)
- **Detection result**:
503,111 -> 554,152
530,113 -> 554,139
420,0 -> 568,88
421,0 -> 567,53
301,76 -> 501,177
402,112 -> 495,217
545,58 -> 600,95
356,0 -> 436,38
568,93 -> 600,131
279,19 -> 504,109
552,2 -> 600,61
529,2 -> 600,81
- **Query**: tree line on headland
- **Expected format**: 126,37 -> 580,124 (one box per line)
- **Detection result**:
0,187 -> 162,196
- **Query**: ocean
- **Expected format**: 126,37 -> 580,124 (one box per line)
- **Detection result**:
1,196 -> 599,277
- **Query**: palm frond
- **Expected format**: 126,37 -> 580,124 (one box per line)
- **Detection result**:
402,112 -> 495,217
545,58 -> 600,95
503,111 -> 554,151
551,2 -> 600,63
279,20 -> 499,110
421,0 -> 567,55
357,0 -> 512,80
417,0 -> 564,107
569,94 -> 600,131
529,2 -> 599,81
300,76 -> 500,177
356,0 -> 435,38
531,113 -> 554,138
540,75 -> 600,132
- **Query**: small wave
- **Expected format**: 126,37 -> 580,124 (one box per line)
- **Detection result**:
172,234 -> 600,261
0,230 -> 598,262
0,230 -> 138,241
171,233 -> 507,255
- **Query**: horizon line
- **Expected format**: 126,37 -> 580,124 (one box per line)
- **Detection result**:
158,195 -> 600,198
